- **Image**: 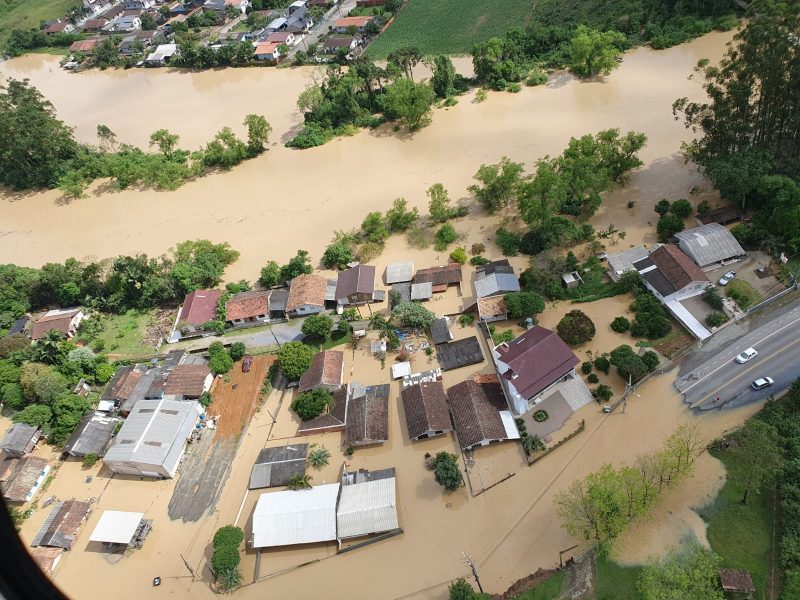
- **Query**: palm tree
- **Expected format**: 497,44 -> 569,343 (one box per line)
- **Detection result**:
522,434 -> 546,456
33,330 -> 66,364
348,333 -> 361,359
308,447 -> 331,470
217,567 -> 242,592
287,474 -> 312,490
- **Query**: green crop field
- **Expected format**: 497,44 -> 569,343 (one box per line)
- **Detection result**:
366,0 -> 536,58
0,0 -> 79,48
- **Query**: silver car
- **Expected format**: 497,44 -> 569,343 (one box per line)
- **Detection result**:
736,348 -> 758,363
752,377 -> 774,390
719,271 -> 736,286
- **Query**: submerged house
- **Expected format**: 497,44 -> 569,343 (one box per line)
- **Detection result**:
400,381 -> 452,441
252,483 -> 340,548
446,376 -> 519,451
249,443 -> 308,490
336,468 -> 399,543
225,290 -> 271,327
296,385 -> 348,436
335,264 -> 379,306
175,289 -> 223,338
1,456 -> 50,503
0,423 -> 41,458
32,500 -> 92,549
298,350 -> 344,394
345,384 -> 390,446
413,264 -> 462,294
286,273 -> 327,316
63,413 -> 120,458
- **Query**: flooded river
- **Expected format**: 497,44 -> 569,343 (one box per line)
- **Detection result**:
0,31 -> 732,280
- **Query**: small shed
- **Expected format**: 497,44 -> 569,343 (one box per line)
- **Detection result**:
385,261 -> 414,284
436,337 -> 484,372
89,511 -> 146,546
350,320 -> 369,338
429,317 -> 453,345
391,361 -> 412,379
32,500 -> 92,549
249,444 -> 308,489
411,282 -> 433,301
0,423 -> 41,458
718,569 -> 755,594
561,271 -> 583,289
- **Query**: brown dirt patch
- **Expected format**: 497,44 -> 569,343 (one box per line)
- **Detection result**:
653,326 -> 694,358
490,567 -> 559,600
207,354 -> 273,438
143,308 -> 176,347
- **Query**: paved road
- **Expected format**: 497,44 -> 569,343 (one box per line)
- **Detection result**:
168,319 -> 305,353
676,302 -> 800,410
288,0 -> 357,56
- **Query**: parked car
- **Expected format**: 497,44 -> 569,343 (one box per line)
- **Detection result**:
736,347 -> 758,363
752,377 -> 774,390
718,271 -> 736,286
242,355 -> 253,373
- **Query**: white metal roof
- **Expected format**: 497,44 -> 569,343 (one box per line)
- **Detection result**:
337,477 -> 398,539
252,483 -> 339,548
391,361 -> 411,379
89,511 -> 144,544
385,261 -> 414,284
675,223 -> 745,267
665,299 -> 712,340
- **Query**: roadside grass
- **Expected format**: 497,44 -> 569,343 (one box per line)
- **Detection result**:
87,310 -> 157,359
514,570 -> 565,599
0,0 -> 80,48
701,446 -> 774,600
25,45 -> 70,55
595,556 -> 642,600
303,329 -> 352,351
366,0 -> 536,58
648,324 -> 694,358
726,279 -> 762,310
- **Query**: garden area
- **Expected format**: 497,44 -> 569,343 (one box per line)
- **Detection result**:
75,309 -> 170,360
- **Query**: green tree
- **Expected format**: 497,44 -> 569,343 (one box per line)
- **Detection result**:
449,247 -> 467,264
392,301 -> 436,328
277,341 -> 315,381
32,330 -> 67,365
243,114 -> 271,155
468,157 -> 525,213
50,393 -> 92,445
361,212 -> 390,243
210,544 -> 240,575
557,310 -> 596,345
12,403 -> 53,429
149,129 -> 180,159
595,384 -> 613,402
2,383 -> 26,409
495,227 -> 521,256
302,314 -> 334,341
636,542 -> 724,600
733,418 -> 782,504
140,12 -> 157,30
654,199 -> 671,216
229,342 -> 246,361
427,183 -> 453,223
434,223 -> 457,251
610,316 -> 630,333
291,387 -> 332,421
321,242 -> 354,269
385,197 -> 418,232
430,55 -> 457,98
213,525 -> 245,549
280,250 -> 313,283
504,292 -> 545,319
432,451 -> 463,491
609,344 -> 648,382
387,45 -> 422,80
657,213 -> 685,241
568,26 -> 625,78
518,158 -> 566,226
209,351 -> 233,375
382,79 -> 435,131
259,261 -> 281,287
669,198 -> 693,218
448,578 -> 478,600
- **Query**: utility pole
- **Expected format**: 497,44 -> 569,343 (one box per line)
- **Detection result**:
462,553 -> 483,593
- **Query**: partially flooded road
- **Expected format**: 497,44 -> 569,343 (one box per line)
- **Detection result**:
1,32 -> 732,280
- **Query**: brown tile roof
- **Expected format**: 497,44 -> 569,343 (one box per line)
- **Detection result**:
30,309 -> 81,340
401,381 -> 452,440
286,273 -> 327,311
30,547 -> 63,575
226,290 -> 270,321
446,379 -> 510,450
101,366 -> 143,403
345,384 -> 389,446
164,364 -> 211,397
325,36 -> 355,49
267,31 -> 293,42
335,264 -> 376,300
414,264 -> 462,286
2,456 -> 49,502
83,18 -> 108,28
179,289 -> 222,325
45,22 -> 69,33
495,326 -> 579,400
297,386 -> 347,433
298,350 -> 344,393
254,41 -> 281,55
719,569 -> 755,593
477,296 -> 508,319
335,15 -> 373,27
32,500 -> 92,549
649,244 -> 708,291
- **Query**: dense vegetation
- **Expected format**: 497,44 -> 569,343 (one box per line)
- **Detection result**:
674,0 -> 800,258
0,0 -> 79,49
211,525 -> 244,592
0,79 -> 271,197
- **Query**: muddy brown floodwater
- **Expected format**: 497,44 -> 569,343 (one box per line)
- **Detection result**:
0,31 -> 731,279
2,30 -> 747,600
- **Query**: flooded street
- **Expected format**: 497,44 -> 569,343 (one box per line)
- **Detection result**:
0,32 -> 732,280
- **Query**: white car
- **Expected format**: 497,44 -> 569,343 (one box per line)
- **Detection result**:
752,377 -> 774,391
718,271 -> 736,286
736,348 -> 758,363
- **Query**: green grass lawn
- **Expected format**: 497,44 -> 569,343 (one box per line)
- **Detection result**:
515,571 -> 565,599
303,329 -> 352,351
595,556 -> 642,600
726,279 -> 762,310
701,447 -> 775,600
78,310 -> 159,360
0,0 -> 80,48
366,0 -> 536,58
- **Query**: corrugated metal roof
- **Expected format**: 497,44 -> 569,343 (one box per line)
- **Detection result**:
63,413 -> 119,457
249,444 -> 308,489
474,272 -> 520,298
385,261 -> 414,284
0,423 -> 40,455
103,399 -> 201,474
252,484 -> 339,547
675,223 -> 745,267
607,245 -> 650,276
430,317 -> 452,345
411,282 -> 433,300
337,477 -> 399,539
89,511 -> 144,544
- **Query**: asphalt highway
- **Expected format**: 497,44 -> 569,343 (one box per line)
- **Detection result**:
676,303 -> 800,410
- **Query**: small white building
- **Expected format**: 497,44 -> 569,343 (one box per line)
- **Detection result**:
89,511 -> 146,545
145,43 -> 178,67
337,469 -> 399,541
252,483 -> 340,548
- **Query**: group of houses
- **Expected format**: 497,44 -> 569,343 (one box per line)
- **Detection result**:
606,222 -> 747,339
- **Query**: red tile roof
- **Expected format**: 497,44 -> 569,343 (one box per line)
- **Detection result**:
70,39 -> 99,52
495,326 -> 579,401
226,291 -> 270,321
266,31 -> 293,42
179,289 -> 222,325
446,380 -> 509,450
2,456 -> 49,502
335,16 -> 373,27
30,309 -> 81,340
649,244 -> 708,290
299,350 -> 344,393
401,381 -> 451,440
164,364 -> 211,397
345,384 -> 389,446
30,547 -> 63,575
286,274 -> 326,311
254,41 -> 281,55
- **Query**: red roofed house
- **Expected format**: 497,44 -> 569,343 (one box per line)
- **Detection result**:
82,18 -> 108,32
70,39 -> 100,53
30,309 -> 84,341
225,290 -> 271,327
45,21 -> 75,34
254,41 -> 282,62
298,350 -> 344,393
333,15 -> 374,33
266,31 -> 296,46
446,375 -> 519,451
493,326 -> 580,415
632,244 -> 709,303
176,289 -> 223,337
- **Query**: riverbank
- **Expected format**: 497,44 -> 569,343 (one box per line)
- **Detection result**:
0,31 -> 732,283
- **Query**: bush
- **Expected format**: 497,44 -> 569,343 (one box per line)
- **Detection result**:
449,247 -> 467,264
702,286 -> 724,310
705,311 -> 728,328
211,544 -> 240,575
308,446 -> 331,469
458,314 -> 474,327
556,310 -> 596,345
449,578 -> 478,600
641,350 -> 660,371
696,200 -> 711,217
321,241 -> 354,269
434,223 -> 457,251
392,302 -> 436,328
594,356 -> 610,374
657,213 -> 685,241
209,352 -> 233,375
726,279 -> 760,310
82,453 -> 99,468
277,341 -> 315,381
533,410 -> 548,422
199,391 -> 212,408
302,314 -> 334,341
526,68 -> 548,86
669,198 -> 693,218
259,261 -> 281,287
504,291 -> 545,319
588,373 -> 600,384
229,342 -> 246,361
609,344 -> 648,381
385,197 -> 418,232
470,243 -> 485,255
594,384 -> 613,402
291,387 -> 332,421
491,328 -> 515,344
610,316 -> 630,333
495,227 -> 521,256
213,525 -> 245,549
432,451 -> 463,491
470,255 -> 490,266
654,199 -> 671,216
581,361 -> 593,375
